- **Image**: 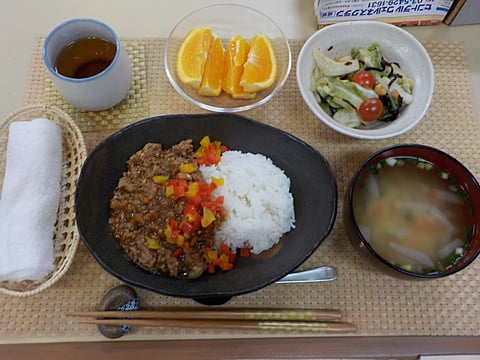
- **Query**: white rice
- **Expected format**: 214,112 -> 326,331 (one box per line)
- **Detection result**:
200,150 -> 295,254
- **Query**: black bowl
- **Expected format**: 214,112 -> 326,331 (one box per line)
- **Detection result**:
343,144 -> 480,280
75,113 -> 337,304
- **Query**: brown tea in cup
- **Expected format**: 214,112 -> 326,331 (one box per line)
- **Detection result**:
54,36 -> 117,79
43,18 -> 132,110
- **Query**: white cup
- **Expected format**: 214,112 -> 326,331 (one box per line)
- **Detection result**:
42,18 -> 133,111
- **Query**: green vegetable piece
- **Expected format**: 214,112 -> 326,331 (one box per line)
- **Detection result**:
332,109 -> 362,128
312,48 -> 359,77
326,78 -> 366,109
352,43 -> 383,69
390,63 -> 415,93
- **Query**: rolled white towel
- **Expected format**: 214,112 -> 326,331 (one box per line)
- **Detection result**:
0,118 -> 62,282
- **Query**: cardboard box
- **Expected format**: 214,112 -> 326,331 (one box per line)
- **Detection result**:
314,0 -> 454,27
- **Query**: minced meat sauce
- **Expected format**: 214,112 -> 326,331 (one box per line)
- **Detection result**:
109,140 -> 216,279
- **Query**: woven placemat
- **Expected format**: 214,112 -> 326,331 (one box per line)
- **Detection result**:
2,37 -> 479,343
25,38 -> 149,148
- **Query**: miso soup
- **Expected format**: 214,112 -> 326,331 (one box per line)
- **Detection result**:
352,156 -> 471,274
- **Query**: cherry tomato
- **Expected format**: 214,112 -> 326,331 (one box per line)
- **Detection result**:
351,71 -> 376,89
358,98 -> 384,122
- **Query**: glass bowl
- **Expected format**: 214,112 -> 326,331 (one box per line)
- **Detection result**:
164,4 -> 291,112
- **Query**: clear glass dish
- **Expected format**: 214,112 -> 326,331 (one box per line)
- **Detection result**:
164,4 -> 291,112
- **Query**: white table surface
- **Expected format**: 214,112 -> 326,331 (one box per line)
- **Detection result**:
0,0 -> 479,122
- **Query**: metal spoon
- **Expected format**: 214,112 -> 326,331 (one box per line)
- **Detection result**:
275,266 -> 337,284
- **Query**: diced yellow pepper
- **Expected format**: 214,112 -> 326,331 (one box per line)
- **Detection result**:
219,253 -> 230,263
206,250 -> 217,261
185,182 -> 199,197
164,225 -> 175,244
165,185 -> 174,198
201,207 -> 216,228
146,237 -> 161,249
176,235 -> 185,247
179,163 -> 197,174
199,135 -> 211,147
194,147 -> 204,157
153,175 -> 169,184
211,177 -> 224,186
214,141 -> 222,155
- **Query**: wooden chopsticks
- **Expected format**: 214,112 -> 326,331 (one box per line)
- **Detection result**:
67,308 -> 356,334
69,308 -> 342,321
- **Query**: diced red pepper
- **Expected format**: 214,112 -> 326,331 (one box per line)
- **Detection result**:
171,247 -> 184,257
187,195 -> 202,207
207,263 -> 216,274
204,243 -> 236,274
211,258 -> 222,266
197,182 -> 211,198
219,243 -> 236,263
183,203 -> 196,216
202,197 -> 224,213
191,216 -> 202,231
179,220 -> 194,235
166,179 -> 188,199
168,218 -> 181,239
206,151 -> 220,165
173,184 -> 186,199
219,243 -> 232,255
239,247 -> 252,257
161,136 -> 232,275
194,137 -> 228,166
169,217 -> 178,229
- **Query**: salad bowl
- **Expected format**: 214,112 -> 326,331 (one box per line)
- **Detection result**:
296,21 -> 434,140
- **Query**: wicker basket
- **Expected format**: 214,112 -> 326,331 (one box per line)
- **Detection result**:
0,104 -> 87,296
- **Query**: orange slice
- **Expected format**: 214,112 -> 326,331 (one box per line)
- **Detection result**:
239,34 -> 277,93
176,27 -> 213,88
198,36 -> 225,96
222,35 -> 256,99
